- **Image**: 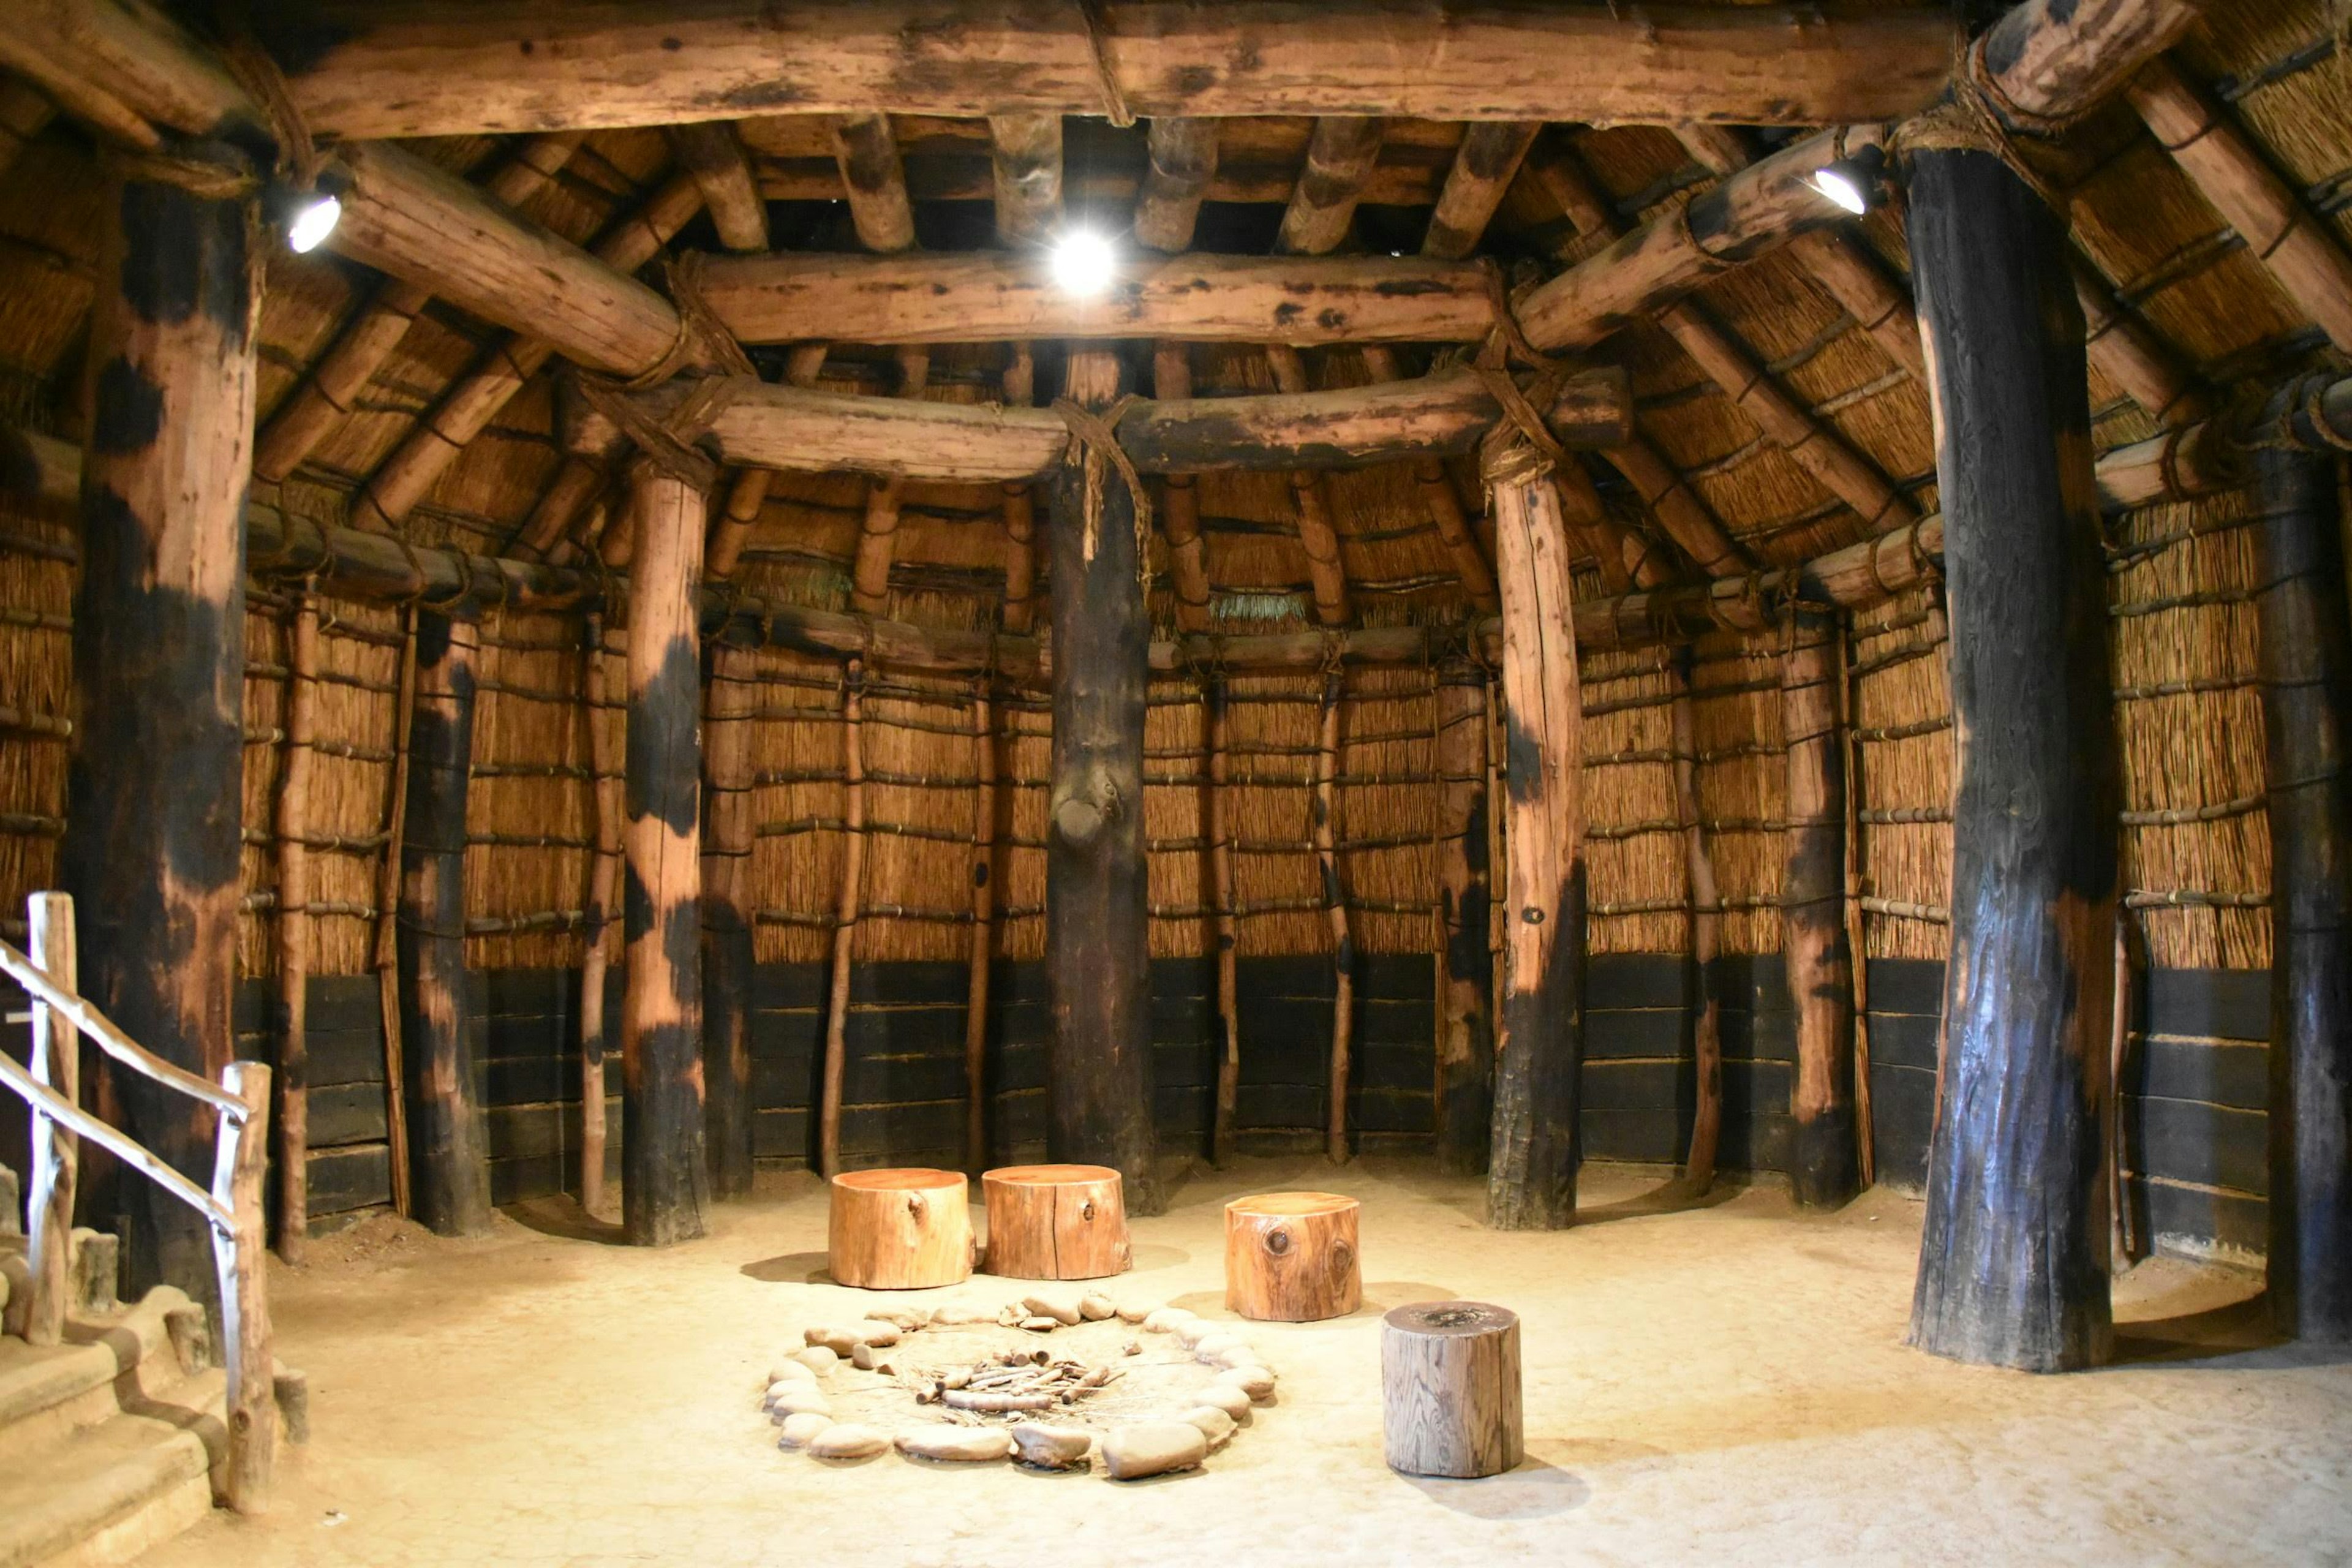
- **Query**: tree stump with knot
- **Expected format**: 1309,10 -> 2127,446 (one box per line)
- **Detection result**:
1224,1191 -> 1360,1321
828,1168 -> 973,1289
981,1164 -> 1131,1280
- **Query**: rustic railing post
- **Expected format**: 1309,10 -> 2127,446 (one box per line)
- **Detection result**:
24,889 -> 77,1346
211,1060 -> 275,1515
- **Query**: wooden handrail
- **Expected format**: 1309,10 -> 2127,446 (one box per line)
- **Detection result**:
0,1049 -> 229,1226
0,935 -> 250,1121
2,892 -> 276,1516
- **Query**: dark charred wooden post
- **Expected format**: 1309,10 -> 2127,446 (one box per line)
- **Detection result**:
1485,472 -> 1586,1231
1906,146 -> 2119,1371
2248,407 -> 2352,1344
398,612 -> 492,1235
1433,662 -> 1494,1172
700,639 -> 757,1199
1046,347 -> 1162,1215
64,146 -> 258,1305
1782,612 -> 1858,1207
622,461 -> 712,1246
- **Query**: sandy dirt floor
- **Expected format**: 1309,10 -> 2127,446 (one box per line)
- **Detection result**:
141,1158 -> 2351,1567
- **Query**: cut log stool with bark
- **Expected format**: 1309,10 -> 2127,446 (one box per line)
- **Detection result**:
1224,1192 -> 1362,1322
981,1164 -> 1132,1280
828,1169 -> 974,1290
1382,1301 -> 1523,1479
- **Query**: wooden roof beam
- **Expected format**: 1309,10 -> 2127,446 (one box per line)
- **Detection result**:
2071,253 -> 2208,426
829,112 -> 915,254
696,251 -> 1498,345
255,131 -> 586,485
0,80 -> 55,178
667,121 -> 770,252
706,342 -> 828,580
1518,0 -> 2201,353
987,113 -> 1063,247
1276,117 -> 1384,257
1150,344 -> 1215,633
1133,119 -> 1219,253
1422,122 -> 1539,261
1359,345 -> 1496,611
2127,53 -> 2352,354
349,170 -> 707,532
565,363 -> 1630,486
239,2 -> 1965,139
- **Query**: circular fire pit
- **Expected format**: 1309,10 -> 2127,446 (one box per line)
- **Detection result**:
760,1294 -> 1276,1478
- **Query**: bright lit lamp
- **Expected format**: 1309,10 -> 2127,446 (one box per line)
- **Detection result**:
284,191 -> 342,254
1050,229 -> 1116,295
1807,162 -> 1871,217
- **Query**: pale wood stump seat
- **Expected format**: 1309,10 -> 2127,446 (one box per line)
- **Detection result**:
827,1167 -> 974,1290
1381,1300 -> 1525,1479
980,1163 -> 1131,1280
1223,1191 -> 1362,1321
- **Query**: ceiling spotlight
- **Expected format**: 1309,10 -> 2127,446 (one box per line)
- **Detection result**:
1051,230 -> 1116,296
1807,160 -> 1872,217
285,192 -> 342,254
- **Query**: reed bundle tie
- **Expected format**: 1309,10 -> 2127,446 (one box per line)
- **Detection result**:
1886,37 -> 2089,209
1049,395 -> 1155,594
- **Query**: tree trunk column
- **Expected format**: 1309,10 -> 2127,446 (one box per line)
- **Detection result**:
1485,472 -> 1586,1231
1046,349 -> 1160,1215
1782,612 -> 1858,1208
2250,429 -> 2352,1344
1433,663 -> 1493,1173
701,638 -> 756,1199
1905,146 -> 2118,1372
622,461 -> 711,1246
399,613 -> 492,1235
64,145 -> 259,1306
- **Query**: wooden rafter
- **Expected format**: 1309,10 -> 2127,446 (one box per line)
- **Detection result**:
850,348 -> 932,615
0,79 -> 55,178
1422,121 -> 1539,261
1359,345 -> 1496,612
1264,345 -> 1353,624
1133,118 -> 1219,252
830,111 -> 916,253
1277,116 -> 1384,257
987,113 -> 1063,246
667,121 -> 770,252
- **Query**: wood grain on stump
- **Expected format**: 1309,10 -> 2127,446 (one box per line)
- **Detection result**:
1382,1300 -> 1523,1479
982,1164 -> 1131,1280
1224,1192 -> 1361,1322
829,1168 -> 974,1289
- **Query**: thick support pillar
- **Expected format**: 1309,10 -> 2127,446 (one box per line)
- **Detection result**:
1485,471 -> 1586,1230
1906,148 -> 2117,1372
622,463 -> 710,1245
1782,614 -> 1858,1207
398,614 -> 492,1235
64,147 -> 258,1306
1433,665 -> 1494,1174
2250,434 -> 2352,1343
701,639 -> 757,1199
1045,349 -> 1161,1215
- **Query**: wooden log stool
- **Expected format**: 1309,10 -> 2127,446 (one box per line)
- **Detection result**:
827,1168 -> 973,1289
981,1163 -> 1131,1280
1382,1301 -> 1524,1479
1224,1191 -> 1361,1321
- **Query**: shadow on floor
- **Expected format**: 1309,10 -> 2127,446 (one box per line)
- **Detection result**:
1403,1449 -> 1593,1520
2110,1290 -> 2352,1369
1567,1173 -> 1751,1226
502,1196 -> 628,1246
739,1251 -> 835,1286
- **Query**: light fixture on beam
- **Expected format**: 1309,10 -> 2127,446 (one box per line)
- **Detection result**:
1050,228 -> 1117,296
267,178 -> 345,254
1807,157 -> 1877,217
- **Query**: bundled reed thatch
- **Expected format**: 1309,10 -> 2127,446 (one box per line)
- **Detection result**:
1579,646 -> 1686,954
1850,585 -> 1954,963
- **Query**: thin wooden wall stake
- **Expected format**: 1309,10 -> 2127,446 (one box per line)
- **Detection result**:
1433,663 -> 1494,1171
271,595 -> 322,1257
1839,619 -> 1875,1188
1316,669 -> 1355,1164
577,614 -> 622,1215
375,610 -> 418,1215
1207,677 -> 1241,1165
1672,658 -> 1724,1188
820,661 -> 867,1178
964,677 -> 998,1170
